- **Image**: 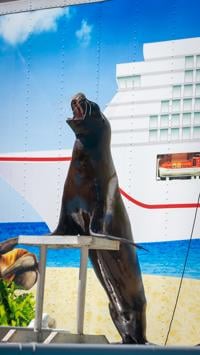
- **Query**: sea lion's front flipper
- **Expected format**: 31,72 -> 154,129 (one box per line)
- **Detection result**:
52,213 -> 85,236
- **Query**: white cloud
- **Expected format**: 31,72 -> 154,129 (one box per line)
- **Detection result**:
0,7 -> 70,46
75,19 -> 92,47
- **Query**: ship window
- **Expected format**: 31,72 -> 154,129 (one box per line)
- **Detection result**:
126,77 -> 133,89
160,129 -> 168,141
195,98 -> 200,110
117,75 -> 141,89
160,114 -> 169,127
172,99 -> 180,112
194,126 -> 200,138
132,75 -> 141,87
183,98 -> 192,111
185,56 -> 194,68
171,128 -> 179,140
184,84 -> 193,97
118,78 -> 126,89
196,84 -> 200,96
171,114 -> 180,127
172,85 -> 181,98
196,69 -> 200,82
196,55 -> 200,68
182,127 -> 191,139
149,115 -> 158,128
182,113 -> 191,126
185,70 -> 193,83
194,112 -> 200,125
161,100 -> 169,113
149,129 -> 157,142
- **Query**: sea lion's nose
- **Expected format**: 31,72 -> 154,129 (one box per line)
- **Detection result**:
72,93 -> 86,103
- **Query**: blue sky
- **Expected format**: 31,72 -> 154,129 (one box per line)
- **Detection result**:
1,0 -> 200,153
0,0 -> 200,221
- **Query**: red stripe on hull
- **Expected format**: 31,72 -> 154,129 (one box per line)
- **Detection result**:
119,188 -> 200,209
0,157 -> 72,162
0,156 -> 199,209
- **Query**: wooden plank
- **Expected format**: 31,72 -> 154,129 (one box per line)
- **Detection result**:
18,235 -> 119,250
1,329 -> 16,342
49,333 -> 109,344
77,247 -> 88,335
18,235 -> 92,247
34,246 -> 47,333
89,238 -> 119,251
43,331 -> 58,344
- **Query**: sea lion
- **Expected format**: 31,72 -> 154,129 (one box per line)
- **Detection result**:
53,93 -> 147,344
0,237 -> 38,290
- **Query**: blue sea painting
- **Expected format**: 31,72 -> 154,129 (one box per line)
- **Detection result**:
0,222 -> 199,279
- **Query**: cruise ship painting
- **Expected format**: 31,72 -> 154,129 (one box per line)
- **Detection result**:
0,37 -> 200,243
104,37 -> 200,242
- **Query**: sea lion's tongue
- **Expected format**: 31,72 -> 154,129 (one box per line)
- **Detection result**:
72,103 -> 84,120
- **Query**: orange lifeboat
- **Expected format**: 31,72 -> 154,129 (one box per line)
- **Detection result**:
159,155 -> 200,179
161,160 -> 193,169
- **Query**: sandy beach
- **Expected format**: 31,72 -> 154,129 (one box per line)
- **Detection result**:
31,268 -> 200,346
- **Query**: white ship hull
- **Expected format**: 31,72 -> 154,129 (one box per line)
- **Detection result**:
111,143 -> 200,243
0,144 -> 199,243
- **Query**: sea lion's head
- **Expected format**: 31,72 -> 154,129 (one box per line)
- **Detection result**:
67,93 -> 110,147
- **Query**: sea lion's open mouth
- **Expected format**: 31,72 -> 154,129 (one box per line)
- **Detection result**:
70,93 -> 87,121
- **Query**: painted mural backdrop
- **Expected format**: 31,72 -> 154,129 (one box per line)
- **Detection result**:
0,0 -> 199,346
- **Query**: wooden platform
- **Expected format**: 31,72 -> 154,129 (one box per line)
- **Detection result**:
0,235 -> 119,346
0,326 -> 108,344
17,235 -> 119,335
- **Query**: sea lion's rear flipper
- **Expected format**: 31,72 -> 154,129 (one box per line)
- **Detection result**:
109,302 -> 147,344
89,193 -> 148,344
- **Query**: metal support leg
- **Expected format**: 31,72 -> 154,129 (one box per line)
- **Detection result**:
77,246 -> 89,335
34,245 -> 47,333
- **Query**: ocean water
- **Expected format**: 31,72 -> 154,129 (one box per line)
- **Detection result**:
0,222 -> 199,279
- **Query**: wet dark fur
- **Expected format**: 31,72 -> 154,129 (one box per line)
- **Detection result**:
53,94 -> 147,344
